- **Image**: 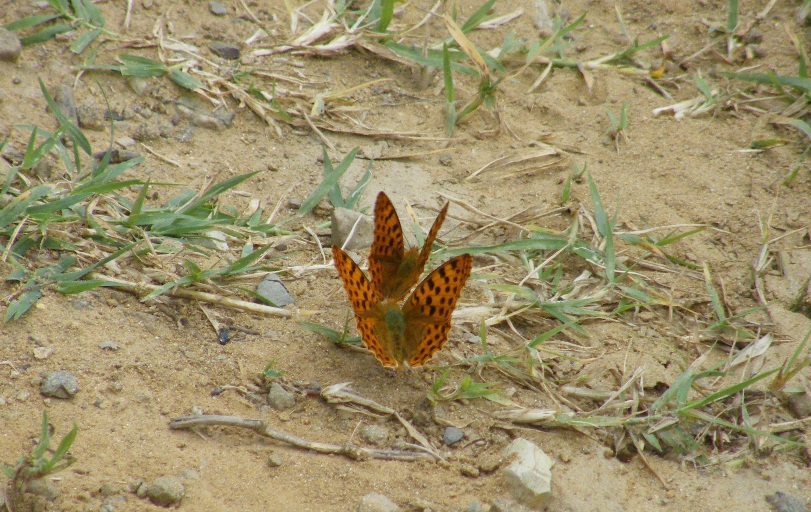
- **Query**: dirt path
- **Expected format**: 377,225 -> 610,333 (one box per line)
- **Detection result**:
1,1 -> 810,511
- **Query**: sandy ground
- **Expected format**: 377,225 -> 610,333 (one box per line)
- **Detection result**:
1,0 -> 810,511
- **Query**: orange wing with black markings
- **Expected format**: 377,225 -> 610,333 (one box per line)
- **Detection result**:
368,192 -> 449,301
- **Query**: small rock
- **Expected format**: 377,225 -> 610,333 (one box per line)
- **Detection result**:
0,27 -> 22,62
256,274 -> 295,307
127,76 -> 150,96
443,426 -> 464,446
466,502 -> 484,512
210,42 -> 240,60
357,493 -> 401,512
99,483 -> 119,497
115,136 -> 136,148
25,479 -> 61,501
360,425 -> 389,446
146,477 -> 185,507
209,1 -> 227,15
267,453 -> 283,467
40,370 -> 79,399
175,98 -> 233,130
490,497 -> 531,512
93,149 -> 141,164
76,102 -> 106,131
99,340 -> 121,351
766,491 -> 810,512
135,481 -> 149,498
267,382 -> 296,410
359,142 -> 387,160
501,438 -> 554,510
786,392 -> 811,418
100,495 -> 127,512
191,229 -> 229,252
331,208 -> 374,250
53,85 -> 79,126
438,153 -> 452,166
742,28 -> 763,45
460,463 -> 479,477
33,346 -> 54,360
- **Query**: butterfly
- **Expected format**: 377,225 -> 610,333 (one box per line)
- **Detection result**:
368,191 -> 449,301
332,245 -> 472,369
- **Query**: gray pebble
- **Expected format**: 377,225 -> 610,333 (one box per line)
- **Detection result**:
135,481 -> 148,498
98,340 -> 121,351
127,76 -> 150,95
267,382 -> 296,410
76,102 -> 106,131
331,208 -> 373,250
40,370 -> 79,399
115,136 -> 136,148
460,463 -> 479,478
786,392 -> 811,418
267,453 -> 283,467
210,42 -> 240,60
489,497 -> 523,512
0,27 -> 22,62
175,97 -> 233,131
742,28 -> 763,45
100,495 -> 127,512
360,425 -> 389,446
256,274 -> 295,307
357,493 -> 402,512
53,85 -> 79,126
209,1 -> 227,15
443,426 -> 464,446
146,477 -> 185,507
765,492 -> 809,512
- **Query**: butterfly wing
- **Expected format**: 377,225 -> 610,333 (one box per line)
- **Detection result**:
331,246 -> 396,368
402,254 -> 473,367
413,201 -> 448,278
368,192 -> 405,298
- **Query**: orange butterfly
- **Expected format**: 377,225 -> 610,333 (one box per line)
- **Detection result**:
332,246 -> 472,369
368,192 -> 449,301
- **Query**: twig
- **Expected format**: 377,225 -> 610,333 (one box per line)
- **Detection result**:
169,414 -> 434,461
90,272 -> 294,318
139,143 -> 181,167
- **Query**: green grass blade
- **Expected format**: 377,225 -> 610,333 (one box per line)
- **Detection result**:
377,0 -> 394,32
343,160 -> 371,210
460,0 -> 497,33
726,0 -> 738,32
443,43 -> 456,135
322,147 -> 343,208
169,69 -> 203,91
299,147 -> 359,215
70,28 -> 101,54
178,171 -> 260,215
81,0 -> 105,26
4,287 -> 42,321
20,24 -> 72,45
118,54 -> 168,77
5,14 -> 61,31
38,78 -> 92,156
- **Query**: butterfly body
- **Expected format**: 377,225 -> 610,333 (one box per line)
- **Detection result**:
332,243 -> 472,369
369,192 -> 449,301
